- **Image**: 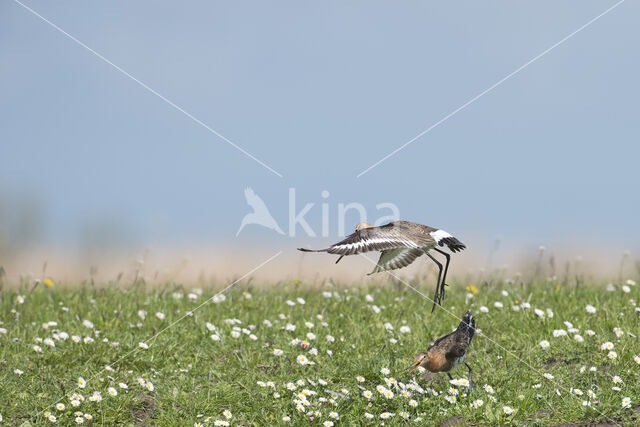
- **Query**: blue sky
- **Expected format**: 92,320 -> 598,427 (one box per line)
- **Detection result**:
1,0 -> 639,253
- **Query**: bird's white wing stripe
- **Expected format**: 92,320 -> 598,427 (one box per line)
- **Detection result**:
327,223 -> 435,255
333,236 -> 408,251
430,229 -> 452,244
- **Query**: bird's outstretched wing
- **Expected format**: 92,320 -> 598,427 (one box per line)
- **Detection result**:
244,187 -> 269,213
368,248 -> 424,274
298,222 -> 434,256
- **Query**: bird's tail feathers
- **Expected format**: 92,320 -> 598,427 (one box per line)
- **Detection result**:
458,310 -> 475,340
439,236 -> 466,253
297,247 -> 329,253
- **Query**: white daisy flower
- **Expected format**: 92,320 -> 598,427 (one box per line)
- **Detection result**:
601,342 -> 614,350
471,399 -> 484,408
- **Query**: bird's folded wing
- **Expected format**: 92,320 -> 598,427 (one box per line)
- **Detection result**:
369,248 -> 424,274
326,223 -> 432,256
445,340 -> 468,361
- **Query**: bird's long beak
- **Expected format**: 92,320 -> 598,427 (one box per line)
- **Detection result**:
409,360 -> 421,371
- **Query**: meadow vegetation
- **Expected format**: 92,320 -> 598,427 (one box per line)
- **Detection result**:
0,276 -> 639,425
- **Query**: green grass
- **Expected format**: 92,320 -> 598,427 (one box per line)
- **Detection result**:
1,278 -> 639,426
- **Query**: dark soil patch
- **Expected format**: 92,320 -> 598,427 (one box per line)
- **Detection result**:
554,423 -> 617,426
524,408 -> 553,425
439,415 -> 467,427
130,394 -> 155,426
543,358 -> 577,370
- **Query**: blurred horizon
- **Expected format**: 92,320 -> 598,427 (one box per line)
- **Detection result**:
1,1 -> 639,282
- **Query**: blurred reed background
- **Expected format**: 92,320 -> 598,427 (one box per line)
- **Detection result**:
2,1 -> 639,288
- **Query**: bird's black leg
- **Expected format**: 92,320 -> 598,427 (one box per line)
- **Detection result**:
447,372 -> 456,388
434,248 -> 451,302
465,362 -> 473,391
426,252 -> 443,312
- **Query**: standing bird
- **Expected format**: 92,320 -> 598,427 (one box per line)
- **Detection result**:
410,310 -> 476,389
297,221 -> 465,311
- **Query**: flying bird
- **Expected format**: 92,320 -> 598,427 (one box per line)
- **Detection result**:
297,220 -> 465,311
236,188 -> 285,236
410,310 -> 476,389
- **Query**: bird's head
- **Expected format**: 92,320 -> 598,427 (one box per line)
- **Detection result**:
409,352 -> 429,371
355,222 -> 374,231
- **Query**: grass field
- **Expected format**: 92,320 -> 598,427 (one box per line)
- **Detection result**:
1,276 -> 639,426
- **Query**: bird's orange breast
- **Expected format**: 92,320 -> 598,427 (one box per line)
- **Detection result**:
426,351 -> 453,373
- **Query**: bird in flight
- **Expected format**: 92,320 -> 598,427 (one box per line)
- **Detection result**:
236,188 -> 285,236
410,310 -> 476,390
298,220 -> 465,311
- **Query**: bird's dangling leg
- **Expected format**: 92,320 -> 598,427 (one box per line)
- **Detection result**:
434,248 -> 451,302
465,362 -> 473,391
427,252 -> 443,312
